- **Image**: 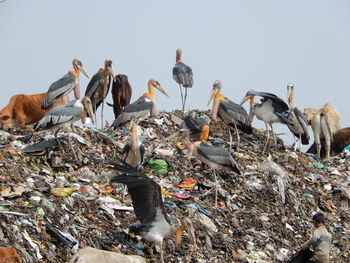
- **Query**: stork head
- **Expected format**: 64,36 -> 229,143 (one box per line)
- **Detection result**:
287,83 -> 294,106
148,79 -> 169,98
240,89 -> 256,106
208,80 -> 224,120
176,48 -> 182,63
104,59 -> 116,82
72,59 -> 89,78
81,97 -> 95,124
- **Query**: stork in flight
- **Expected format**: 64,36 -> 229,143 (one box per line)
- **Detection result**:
109,162 -> 194,263
172,49 -> 193,111
112,79 -> 168,128
42,59 -> 89,109
208,80 -> 252,151
285,83 -> 310,151
85,59 -> 115,129
35,97 -> 95,162
240,90 -> 291,152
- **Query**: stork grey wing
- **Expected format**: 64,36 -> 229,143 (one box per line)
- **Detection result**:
42,74 -> 76,109
293,107 -> 310,144
197,145 -> 232,166
294,107 -> 309,125
85,70 -> 103,98
35,100 -> 83,131
247,91 -> 289,112
122,143 -> 131,161
110,164 -> 165,225
182,115 -> 205,134
173,62 -> 193,88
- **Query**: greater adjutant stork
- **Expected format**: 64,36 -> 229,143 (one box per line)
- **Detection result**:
240,90 -> 291,152
208,80 -> 252,150
177,129 -> 240,207
285,83 -> 310,150
35,97 -> 95,162
173,49 -> 193,111
85,59 -> 115,129
180,114 -> 210,142
122,120 -> 145,167
42,59 -> 89,109
112,79 -> 168,128
110,162 -> 191,263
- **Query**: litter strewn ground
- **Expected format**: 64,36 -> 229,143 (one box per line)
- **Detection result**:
0,110 -> 349,262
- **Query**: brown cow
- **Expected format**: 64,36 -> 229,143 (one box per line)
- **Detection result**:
0,246 -> 22,263
107,74 -> 132,119
0,93 -> 68,129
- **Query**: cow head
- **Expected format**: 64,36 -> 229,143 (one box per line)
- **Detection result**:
0,114 -> 13,129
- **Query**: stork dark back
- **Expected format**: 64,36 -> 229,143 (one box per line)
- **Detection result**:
111,74 -> 132,119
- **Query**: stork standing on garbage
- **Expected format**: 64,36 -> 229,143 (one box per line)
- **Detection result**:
174,129 -> 240,208
208,80 -> 252,151
285,83 -> 310,150
42,59 -> 89,109
35,98 -> 95,162
85,59 -> 115,129
173,49 -> 193,111
240,90 -> 291,152
109,162 -> 195,263
112,79 -> 169,128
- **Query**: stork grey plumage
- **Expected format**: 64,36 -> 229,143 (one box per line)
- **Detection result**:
181,115 -> 210,142
35,100 -> 84,131
109,162 -> 186,263
112,96 -> 153,128
85,60 -> 115,129
35,97 -> 94,163
195,143 -> 241,174
285,84 -> 310,149
112,79 -> 168,128
42,59 -> 89,110
122,121 -> 145,167
173,49 -> 193,111
240,90 -> 291,152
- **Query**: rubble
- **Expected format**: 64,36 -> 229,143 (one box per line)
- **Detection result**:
0,110 -> 349,262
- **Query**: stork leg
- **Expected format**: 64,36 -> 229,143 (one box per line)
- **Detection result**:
179,84 -> 184,112
54,128 -> 65,152
298,134 -> 302,152
94,102 -> 98,130
159,241 -> 164,263
233,122 -> 240,152
270,123 -> 276,144
228,126 -> 233,152
183,87 -> 188,112
101,100 -> 104,130
67,132 -> 79,164
262,122 -> 270,153
213,170 -> 218,209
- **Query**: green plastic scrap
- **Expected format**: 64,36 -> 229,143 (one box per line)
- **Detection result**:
148,158 -> 172,175
344,145 -> 350,151
312,162 -> 324,169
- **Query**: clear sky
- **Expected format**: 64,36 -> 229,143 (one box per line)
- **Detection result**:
1,0 -> 349,147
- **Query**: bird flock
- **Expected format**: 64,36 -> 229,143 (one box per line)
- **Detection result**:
0,48 -> 343,262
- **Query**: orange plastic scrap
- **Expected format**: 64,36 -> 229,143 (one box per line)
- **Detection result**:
217,201 -> 226,209
0,246 -> 22,263
177,178 -> 197,190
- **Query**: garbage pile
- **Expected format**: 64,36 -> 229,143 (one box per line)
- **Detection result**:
0,110 -> 349,263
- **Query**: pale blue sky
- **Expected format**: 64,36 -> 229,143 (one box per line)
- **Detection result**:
1,0 -> 349,146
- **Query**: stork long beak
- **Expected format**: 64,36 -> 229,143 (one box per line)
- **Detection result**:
207,88 -> 219,106
78,65 -> 89,78
240,95 -> 253,106
155,83 -> 169,97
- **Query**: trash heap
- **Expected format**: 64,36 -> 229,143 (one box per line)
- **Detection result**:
0,110 -> 349,263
